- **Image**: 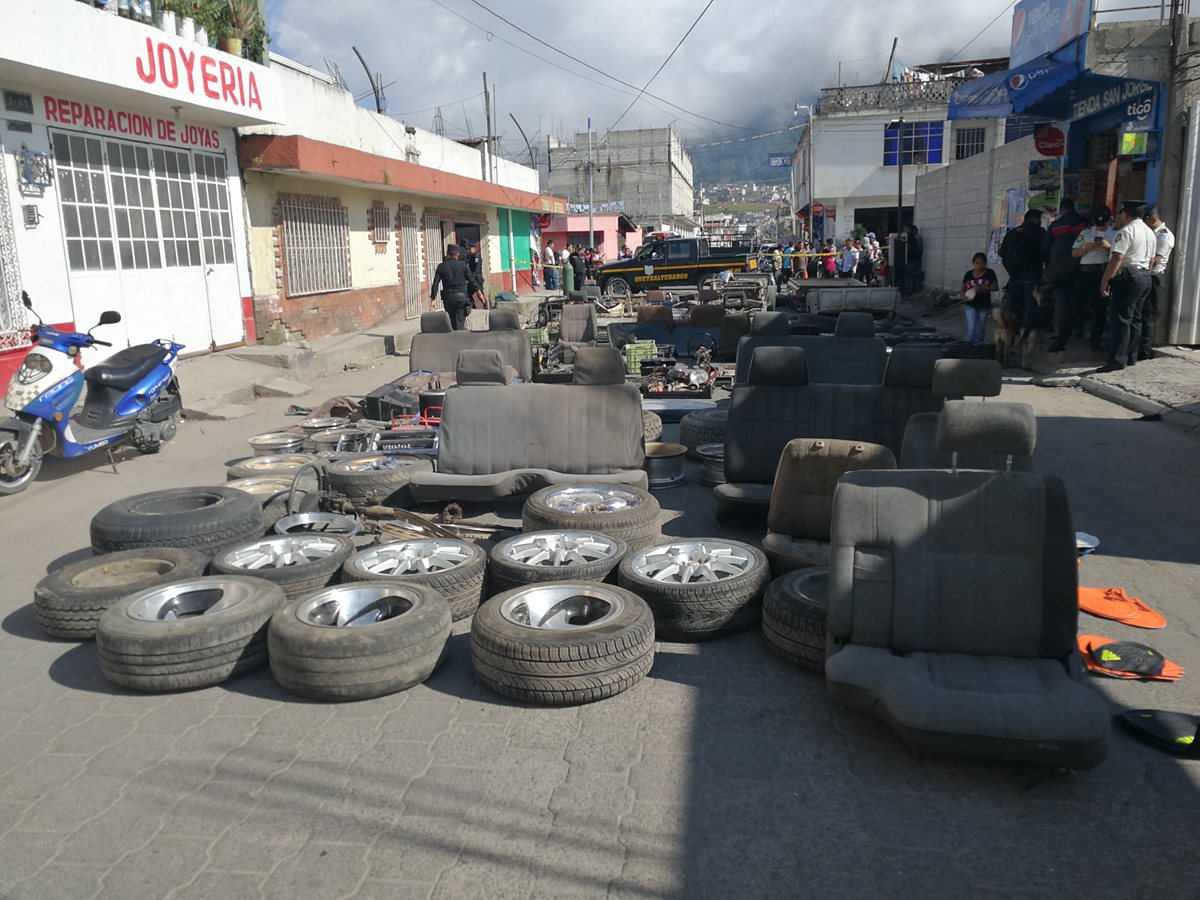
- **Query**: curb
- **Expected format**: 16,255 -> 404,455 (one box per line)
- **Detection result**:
1080,377 -> 1200,434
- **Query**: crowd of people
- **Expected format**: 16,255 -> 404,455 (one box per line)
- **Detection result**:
539,240 -> 624,291
981,198 -> 1174,370
766,234 -> 888,286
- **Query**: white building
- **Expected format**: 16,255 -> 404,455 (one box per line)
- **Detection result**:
791,60 -> 1008,242
0,0 -> 283,383
547,127 -> 696,235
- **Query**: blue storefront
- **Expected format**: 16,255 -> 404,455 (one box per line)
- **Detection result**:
950,0 -> 1165,209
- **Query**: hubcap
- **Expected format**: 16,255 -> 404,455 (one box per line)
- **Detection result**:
542,486 -> 641,516
632,541 -> 754,584
248,432 -> 306,454
499,532 -> 620,568
499,584 -> 624,631
353,540 -> 472,576
239,455 -> 314,473
227,477 -> 294,499
274,512 -> 361,536
224,536 -> 344,571
126,577 -> 253,621
332,455 -> 419,474
297,584 -> 419,627
300,416 -> 349,434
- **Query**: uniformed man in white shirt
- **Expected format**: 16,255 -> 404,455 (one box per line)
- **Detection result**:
1140,204 -> 1175,361
1066,205 -> 1116,353
1098,202 -> 1156,372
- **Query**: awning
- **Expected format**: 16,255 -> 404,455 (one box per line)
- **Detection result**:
949,37 -> 1085,121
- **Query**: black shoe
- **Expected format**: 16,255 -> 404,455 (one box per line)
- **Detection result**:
1138,351 -> 1157,361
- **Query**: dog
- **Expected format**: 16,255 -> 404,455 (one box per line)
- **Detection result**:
993,286 -> 1052,368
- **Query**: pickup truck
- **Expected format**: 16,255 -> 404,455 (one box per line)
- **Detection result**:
595,238 -> 755,296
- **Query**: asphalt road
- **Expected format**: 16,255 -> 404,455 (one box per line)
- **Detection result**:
1,357 -> 1198,900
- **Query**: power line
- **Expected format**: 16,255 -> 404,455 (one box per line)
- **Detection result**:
948,0 -> 1018,62
460,0 -> 750,131
390,91 -> 484,118
607,0 -> 718,135
688,124 -> 806,150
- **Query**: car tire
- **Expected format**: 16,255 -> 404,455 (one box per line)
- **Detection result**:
488,531 -> 627,595
762,568 -> 828,673
679,409 -> 728,458
341,539 -> 487,621
522,485 -> 661,553
267,583 -> 452,701
90,486 -> 265,557
470,583 -> 655,704
33,548 -> 209,640
96,575 -> 284,692
642,410 -> 663,443
618,538 -> 769,640
325,455 -> 434,507
210,535 -> 355,601
226,454 -> 321,482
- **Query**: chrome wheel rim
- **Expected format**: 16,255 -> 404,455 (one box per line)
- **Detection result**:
331,454 -> 419,474
126,578 -> 254,622
248,432 -> 306,454
238,454 -> 314,473
499,532 -> 621,568
227,477 -> 294,499
542,486 -> 642,515
274,512 -> 361,536
499,584 -> 625,631
353,540 -> 472,576
632,541 -> 754,584
300,416 -> 349,434
297,584 -> 419,627
224,536 -> 344,571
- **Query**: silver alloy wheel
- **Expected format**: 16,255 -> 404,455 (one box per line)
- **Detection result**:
297,584 -> 419,627
354,540 -> 472,576
248,432 -> 307,455
126,577 -> 255,622
330,454 -> 420,474
237,454 -> 314,473
542,486 -> 643,516
226,477 -> 294,498
498,584 -> 625,631
300,416 -> 350,434
499,532 -> 621,568
632,541 -> 756,584
274,512 -> 362,536
223,536 -> 346,571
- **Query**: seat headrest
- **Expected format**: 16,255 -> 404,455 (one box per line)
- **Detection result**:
421,311 -> 453,333
747,346 -> 809,386
455,349 -> 509,385
834,312 -> 875,337
750,311 -> 791,337
883,346 -> 945,388
488,308 -> 521,331
567,290 -> 586,302
571,348 -> 626,385
936,400 -> 1036,457
932,359 -> 1003,398
698,289 -> 720,304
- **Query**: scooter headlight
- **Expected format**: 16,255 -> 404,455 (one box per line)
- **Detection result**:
16,353 -> 52,385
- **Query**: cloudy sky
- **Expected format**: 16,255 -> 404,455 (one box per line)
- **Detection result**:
263,0 -> 1024,157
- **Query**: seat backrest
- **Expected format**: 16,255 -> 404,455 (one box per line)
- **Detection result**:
488,308 -> 521,331
409,330 -> 533,381
809,286 -> 900,315
725,346 -> 883,484
688,304 -> 725,326
828,468 -> 1077,659
583,285 -> 602,299
878,346 -> 947,452
715,312 -> 751,359
834,312 -> 875,337
734,335 -> 887,386
750,311 -> 792,336
438,382 -> 644,475
571,347 -> 625,385
559,303 -> 596,344
768,438 -> 896,541
637,305 -> 675,329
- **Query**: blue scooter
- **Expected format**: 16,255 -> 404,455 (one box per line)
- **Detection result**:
0,292 -> 184,495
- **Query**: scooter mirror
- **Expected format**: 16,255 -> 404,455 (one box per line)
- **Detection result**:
21,291 -> 32,309
98,310 -> 122,326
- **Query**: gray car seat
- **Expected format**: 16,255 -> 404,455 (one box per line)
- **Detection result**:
833,312 -> 876,337
409,348 -> 646,502
488,308 -> 522,331
409,312 -> 533,381
825,401 -> 1109,769
559,302 -> 598,363
733,315 -> 887,384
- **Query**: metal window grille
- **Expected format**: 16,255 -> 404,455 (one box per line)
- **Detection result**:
371,202 -> 391,244
195,153 -> 235,266
152,147 -> 202,267
281,195 -> 351,297
107,140 -> 162,270
954,126 -> 987,161
398,206 -> 423,319
424,214 -> 443,284
883,121 -> 944,167
52,132 -> 116,272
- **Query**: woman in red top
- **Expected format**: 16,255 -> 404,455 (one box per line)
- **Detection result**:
962,252 -> 999,344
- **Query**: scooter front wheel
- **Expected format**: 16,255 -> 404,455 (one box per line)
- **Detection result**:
0,435 -> 42,496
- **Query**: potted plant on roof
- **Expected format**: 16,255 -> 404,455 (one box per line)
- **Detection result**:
222,0 -> 260,57
157,0 -> 178,34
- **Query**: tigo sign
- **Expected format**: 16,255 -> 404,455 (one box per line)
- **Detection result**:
1122,93 -> 1156,133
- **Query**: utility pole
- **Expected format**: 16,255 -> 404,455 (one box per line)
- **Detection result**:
882,37 -> 899,84
491,83 -> 499,183
482,72 -> 493,183
896,115 -> 905,286
587,118 -> 595,250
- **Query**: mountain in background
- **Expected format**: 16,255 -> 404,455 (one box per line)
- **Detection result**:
686,112 -> 803,187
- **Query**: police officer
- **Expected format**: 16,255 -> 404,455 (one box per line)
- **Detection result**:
1098,202 -> 1155,373
430,244 -> 480,331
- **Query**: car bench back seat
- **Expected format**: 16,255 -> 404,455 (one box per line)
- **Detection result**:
409,311 -> 532,381
632,304 -> 729,359
825,401 -> 1109,769
408,348 -> 647,502
733,312 -> 887,385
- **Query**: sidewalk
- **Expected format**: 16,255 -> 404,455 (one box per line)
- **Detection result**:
900,291 -> 1200,435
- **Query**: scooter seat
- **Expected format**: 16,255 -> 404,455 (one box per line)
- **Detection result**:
85,344 -> 168,391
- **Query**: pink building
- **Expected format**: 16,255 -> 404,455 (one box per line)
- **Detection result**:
538,213 -> 642,259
